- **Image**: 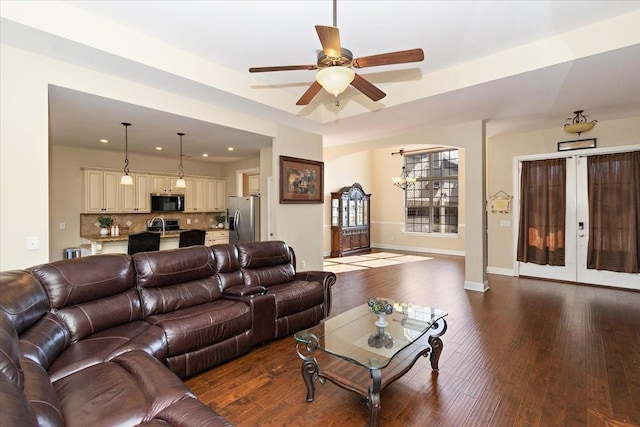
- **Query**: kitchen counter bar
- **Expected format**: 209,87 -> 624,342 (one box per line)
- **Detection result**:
82,233 -> 181,255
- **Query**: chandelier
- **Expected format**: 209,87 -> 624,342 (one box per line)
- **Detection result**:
564,110 -> 597,135
392,166 -> 416,191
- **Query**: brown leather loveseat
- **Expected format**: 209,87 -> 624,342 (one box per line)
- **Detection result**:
0,240 -> 336,426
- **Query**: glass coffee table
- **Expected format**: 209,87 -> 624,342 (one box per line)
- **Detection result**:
294,299 -> 448,427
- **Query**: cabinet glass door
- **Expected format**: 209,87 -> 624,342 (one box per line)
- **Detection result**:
348,200 -> 356,226
332,199 -> 339,226
356,200 -> 364,225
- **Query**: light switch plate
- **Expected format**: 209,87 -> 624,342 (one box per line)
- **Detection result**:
26,237 -> 39,250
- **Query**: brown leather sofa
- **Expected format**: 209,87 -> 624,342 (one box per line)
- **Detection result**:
0,241 -> 336,427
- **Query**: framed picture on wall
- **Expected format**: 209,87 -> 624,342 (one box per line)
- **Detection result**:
279,156 -> 324,203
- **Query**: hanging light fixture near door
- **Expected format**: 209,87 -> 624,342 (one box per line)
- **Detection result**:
564,110 -> 597,135
120,122 -> 133,185
175,132 -> 186,188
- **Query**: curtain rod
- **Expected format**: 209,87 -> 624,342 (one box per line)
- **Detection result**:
391,146 -> 446,156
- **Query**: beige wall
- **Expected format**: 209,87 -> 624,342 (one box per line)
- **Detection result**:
487,115 -> 640,273
0,43 -> 328,271
271,125 -> 324,270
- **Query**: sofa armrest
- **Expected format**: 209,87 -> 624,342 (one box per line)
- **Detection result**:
223,285 -> 266,297
295,271 -> 337,318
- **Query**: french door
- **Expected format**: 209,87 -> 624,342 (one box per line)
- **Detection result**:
516,148 -> 639,290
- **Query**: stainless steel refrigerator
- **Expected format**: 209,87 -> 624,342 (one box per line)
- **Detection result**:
228,196 -> 260,244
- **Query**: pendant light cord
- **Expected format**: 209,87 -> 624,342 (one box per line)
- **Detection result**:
178,132 -> 185,179
122,122 -> 131,175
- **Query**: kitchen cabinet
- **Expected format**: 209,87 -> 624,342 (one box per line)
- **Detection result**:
84,169 -> 120,213
248,175 -> 260,195
205,230 -> 229,246
120,174 -> 151,213
151,175 -> 184,194
184,178 -> 206,212
330,183 -> 371,257
205,179 -> 226,212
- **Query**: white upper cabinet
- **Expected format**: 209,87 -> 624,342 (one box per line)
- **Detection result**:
84,168 -> 224,213
84,169 -> 120,213
120,174 -> 151,213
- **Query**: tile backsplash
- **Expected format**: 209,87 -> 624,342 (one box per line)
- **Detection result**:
81,212 -> 226,237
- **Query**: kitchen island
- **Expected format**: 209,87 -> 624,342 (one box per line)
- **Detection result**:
82,232 -> 181,255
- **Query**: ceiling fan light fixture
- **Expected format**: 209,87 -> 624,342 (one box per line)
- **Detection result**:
315,66 -> 355,97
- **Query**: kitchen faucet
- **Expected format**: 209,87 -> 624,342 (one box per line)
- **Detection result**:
149,217 -> 166,236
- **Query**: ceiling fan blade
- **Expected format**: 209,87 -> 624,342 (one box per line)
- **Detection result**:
352,48 -> 425,68
296,81 -> 323,105
249,65 -> 317,73
351,74 -> 386,102
315,25 -> 342,57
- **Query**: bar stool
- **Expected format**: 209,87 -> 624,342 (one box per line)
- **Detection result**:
178,229 -> 206,248
127,231 -> 161,255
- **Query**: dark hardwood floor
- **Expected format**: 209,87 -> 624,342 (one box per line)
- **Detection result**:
186,252 -> 640,427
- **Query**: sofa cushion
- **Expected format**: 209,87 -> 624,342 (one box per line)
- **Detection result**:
145,300 -> 251,357
0,311 -> 23,388
0,270 -> 49,334
53,350 -> 201,427
238,241 -> 296,287
22,357 -> 64,427
211,244 -> 245,290
134,246 -> 222,316
30,254 -> 141,342
267,280 -> 326,318
47,320 -> 157,382
0,374 -> 39,427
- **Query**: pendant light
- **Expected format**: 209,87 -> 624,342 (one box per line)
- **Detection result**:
120,122 -> 133,185
175,132 -> 186,188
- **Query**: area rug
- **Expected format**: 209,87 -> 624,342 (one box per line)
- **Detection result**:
323,252 -> 433,273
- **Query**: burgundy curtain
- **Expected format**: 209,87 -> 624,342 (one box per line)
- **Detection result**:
517,158 -> 566,266
587,151 -> 640,273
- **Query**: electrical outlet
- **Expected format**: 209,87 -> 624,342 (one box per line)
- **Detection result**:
187,219 -> 191,225
59,222 -> 66,230
26,237 -> 39,251
301,260 -> 306,268
500,220 -> 511,227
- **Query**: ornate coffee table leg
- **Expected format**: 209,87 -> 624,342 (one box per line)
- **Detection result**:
300,357 -> 318,401
296,335 -> 324,402
368,369 -> 382,427
426,318 -> 448,371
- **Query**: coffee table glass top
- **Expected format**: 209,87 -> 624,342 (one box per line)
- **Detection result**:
294,299 -> 448,369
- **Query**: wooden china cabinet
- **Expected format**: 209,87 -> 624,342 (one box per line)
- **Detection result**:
330,183 -> 371,257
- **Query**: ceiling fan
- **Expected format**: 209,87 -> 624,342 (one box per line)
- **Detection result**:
248,0 -> 424,106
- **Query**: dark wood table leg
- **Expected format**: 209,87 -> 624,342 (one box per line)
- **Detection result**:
426,318 -> 448,371
368,368 -> 382,427
301,357 -> 318,402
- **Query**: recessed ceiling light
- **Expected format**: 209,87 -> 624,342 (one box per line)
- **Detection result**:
155,146 -> 162,151
227,147 -> 234,151
100,139 -> 108,143
202,153 -> 208,157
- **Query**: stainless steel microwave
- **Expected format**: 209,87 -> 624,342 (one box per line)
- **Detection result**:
150,193 -> 184,212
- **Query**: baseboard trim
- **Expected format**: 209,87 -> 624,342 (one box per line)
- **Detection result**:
487,266 -> 515,276
371,243 -> 464,257
464,280 -> 490,292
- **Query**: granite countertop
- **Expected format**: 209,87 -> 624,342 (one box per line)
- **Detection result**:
82,232 -> 183,242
